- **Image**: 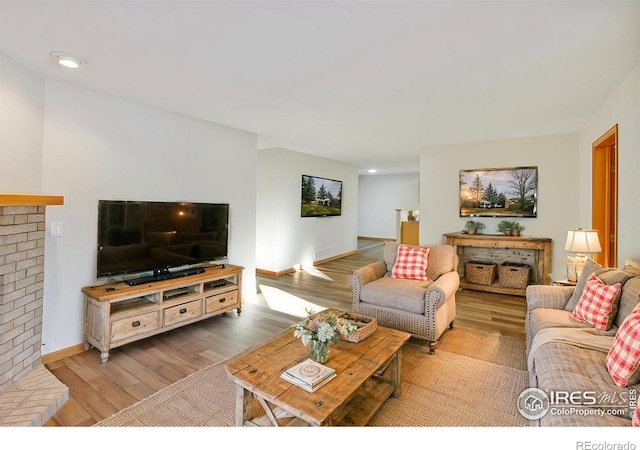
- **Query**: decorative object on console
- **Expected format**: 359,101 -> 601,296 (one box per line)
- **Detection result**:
292,309 -> 357,363
564,228 -> 602,282
497,220 -> 523,236
511,222 -> 525,237
463,220 -> 485,235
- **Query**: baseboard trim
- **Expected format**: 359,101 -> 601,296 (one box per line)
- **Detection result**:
256,268 -> 296,277
256,249 -> 361,277
314,249 -> 358,265
358,236 -> 396,242
42,344 -> 86,365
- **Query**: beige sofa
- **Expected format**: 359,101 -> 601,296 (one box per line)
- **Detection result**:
348,242 -> 459,353
526,259 -> 640,426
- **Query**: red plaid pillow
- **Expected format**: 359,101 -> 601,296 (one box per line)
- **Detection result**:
607,303 -> 640,387
391,245 -> 430,280
634,403 -> 640,427
571,273 -> 622,331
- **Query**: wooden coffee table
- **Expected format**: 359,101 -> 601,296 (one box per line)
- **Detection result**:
224,313 -> 411,427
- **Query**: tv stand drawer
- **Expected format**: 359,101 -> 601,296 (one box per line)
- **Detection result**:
163,299 -> 203,326
111,311 -> 159,343
205,291 -> 238,313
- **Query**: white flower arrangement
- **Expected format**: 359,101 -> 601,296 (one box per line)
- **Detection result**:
293,309 -> 358,346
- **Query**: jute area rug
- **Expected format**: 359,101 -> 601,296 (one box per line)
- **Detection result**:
95,327 -> 528,427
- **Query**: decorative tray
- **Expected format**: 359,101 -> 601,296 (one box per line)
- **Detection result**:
336,312 -> 378,343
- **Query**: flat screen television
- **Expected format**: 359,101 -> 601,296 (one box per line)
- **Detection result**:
301,175 -> 342,217
97,200 -> 229,284
459,166 -> 538,218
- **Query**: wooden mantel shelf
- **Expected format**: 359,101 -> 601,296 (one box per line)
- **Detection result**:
0,194 -> 64,206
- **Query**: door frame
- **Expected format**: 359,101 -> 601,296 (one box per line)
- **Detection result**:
592,124 -> 618,267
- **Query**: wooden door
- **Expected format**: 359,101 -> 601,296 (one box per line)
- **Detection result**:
592,124 -> 618,267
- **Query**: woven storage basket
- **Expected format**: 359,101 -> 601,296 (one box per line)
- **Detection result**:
465,261 -> 497,285
336,312 -> 378,343
498,262 -> 530,289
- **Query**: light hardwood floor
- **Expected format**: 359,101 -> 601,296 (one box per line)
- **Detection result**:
44,239 -> 526,426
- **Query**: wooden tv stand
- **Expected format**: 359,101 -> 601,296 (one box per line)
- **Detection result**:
83,264 -> 243,363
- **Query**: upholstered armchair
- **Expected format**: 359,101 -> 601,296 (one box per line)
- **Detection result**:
348,241 -> 459,354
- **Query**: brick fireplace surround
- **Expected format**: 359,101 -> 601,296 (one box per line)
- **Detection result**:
0,194 -> 68,426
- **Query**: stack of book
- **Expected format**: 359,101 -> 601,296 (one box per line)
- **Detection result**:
281,358 -> 336,393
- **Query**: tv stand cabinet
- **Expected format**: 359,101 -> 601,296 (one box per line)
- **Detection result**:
83,264 -> 243,363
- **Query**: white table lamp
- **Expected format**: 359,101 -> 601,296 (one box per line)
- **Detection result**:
564,228 -> 602,282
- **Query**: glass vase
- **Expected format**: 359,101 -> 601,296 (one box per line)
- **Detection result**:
310,339 -> 330,363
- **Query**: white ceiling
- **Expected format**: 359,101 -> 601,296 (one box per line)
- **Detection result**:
1,1 -> 639,174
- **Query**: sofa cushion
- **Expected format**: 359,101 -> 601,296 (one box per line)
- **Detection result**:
391,245 -> 429,280
571,273 -> 622,331
564,258 -> 603,311
530,308 -> 608,339
533,341 -> 634,426
425,245 -> 456,281
360,276 -> 432,315
607,303 -> 640,387
527,308 -> 618,355
565,261 -> 633,312
615,277 -> 640,329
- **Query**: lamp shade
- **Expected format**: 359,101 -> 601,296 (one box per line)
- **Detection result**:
564,229 -> 602,254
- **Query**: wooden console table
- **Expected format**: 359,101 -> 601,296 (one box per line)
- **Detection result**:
444,232 -> 552,296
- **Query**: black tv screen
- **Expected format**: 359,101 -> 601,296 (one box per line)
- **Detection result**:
301,175 -> 342,217
97,200 -> 229,279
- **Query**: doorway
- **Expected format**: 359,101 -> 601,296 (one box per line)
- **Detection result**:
592,124 -> 618,267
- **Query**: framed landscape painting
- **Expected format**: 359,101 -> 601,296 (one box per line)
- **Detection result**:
459,166 -> 538,217
301,175 -> 342,217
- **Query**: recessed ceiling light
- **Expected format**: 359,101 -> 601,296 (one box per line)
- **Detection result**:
50,51 -> 87,69
368,169 -> 377,173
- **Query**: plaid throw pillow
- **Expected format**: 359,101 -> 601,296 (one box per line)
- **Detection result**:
571,273 -> 622,331
391,245 -> 430,281
634,403 -> 640,427
607,303 -> 640,387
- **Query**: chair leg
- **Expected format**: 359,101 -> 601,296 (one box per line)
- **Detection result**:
449,320 -> 454,330
427,341 -> 436,355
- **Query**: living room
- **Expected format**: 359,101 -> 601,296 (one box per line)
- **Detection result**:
1,0 -> 640,443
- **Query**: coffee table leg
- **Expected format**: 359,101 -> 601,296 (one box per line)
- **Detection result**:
235,384 -> 253,426
391,349 -> 402,398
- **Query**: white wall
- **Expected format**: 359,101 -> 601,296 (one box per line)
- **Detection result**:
39,80 -> 257,354
0,56 -> 259,355
0,54 -> 44,193
579,61 -> 640,265
420,133 -> 579,281
256,148 -> 358,273
358,173 -> 420,240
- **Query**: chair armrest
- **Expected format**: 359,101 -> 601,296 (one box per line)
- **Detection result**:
424,271 -> 460,311
525,285 -> 574,312
348,260 -> 387,310
348,260 -> 386,288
